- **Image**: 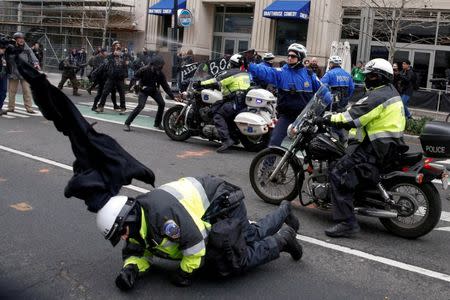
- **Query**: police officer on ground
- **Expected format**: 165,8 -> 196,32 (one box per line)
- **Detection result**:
124,55 -> 176,131
96,176 -> 302,290
58,48 -> 81,96
248,43 -> 322,147
315,58 -> 407,237
96,42 -> 128,113
200,54 -> 251,153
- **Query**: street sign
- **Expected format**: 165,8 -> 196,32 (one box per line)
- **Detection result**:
177,9 -> 193,27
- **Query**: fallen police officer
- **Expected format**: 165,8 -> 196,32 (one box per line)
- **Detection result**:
97,176 -> 302,290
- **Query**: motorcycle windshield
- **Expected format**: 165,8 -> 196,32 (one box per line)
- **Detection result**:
291,85 -> 333,127
187,63 -> 215,92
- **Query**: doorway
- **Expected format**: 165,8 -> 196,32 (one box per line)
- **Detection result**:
223,38 -> 250,56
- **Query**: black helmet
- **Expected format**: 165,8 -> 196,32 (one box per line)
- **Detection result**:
151,55 -> 165,68
13,32 -> 25,39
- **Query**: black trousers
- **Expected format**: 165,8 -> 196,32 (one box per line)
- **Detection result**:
125,91 -> 165,126
58,73 -> 78,93
228,201 -> 289,270
92,80 -> 117,109
329,143 -> 380,221
213,98 -> 245,142
99,78 -> 125,109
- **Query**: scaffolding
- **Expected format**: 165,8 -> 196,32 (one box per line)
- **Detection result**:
0,0 -> 138,70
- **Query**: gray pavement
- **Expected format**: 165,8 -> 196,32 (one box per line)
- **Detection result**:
1,97 -> 450,299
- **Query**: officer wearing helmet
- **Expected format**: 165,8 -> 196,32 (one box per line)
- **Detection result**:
97,176 -> 302,290
248,43 -> 321,147
200,53 -> 252,152
261,52 -> 275,67
316,58 -> 407,237
321,55 -> 354,110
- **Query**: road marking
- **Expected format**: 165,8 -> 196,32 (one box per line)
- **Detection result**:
5,112 -> 29,118
176,149 -> 213,158
441,211 -> 450,222
435,227 -> 450,232
10,202 -> 33,211
2,145 -> 450,283
298,235 -> 450,283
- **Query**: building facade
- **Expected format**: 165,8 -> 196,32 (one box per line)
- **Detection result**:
141,0 -> 450,89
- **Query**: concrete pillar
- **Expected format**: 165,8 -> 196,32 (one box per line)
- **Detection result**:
251,0 -> 275,53
182,1 -> 215,56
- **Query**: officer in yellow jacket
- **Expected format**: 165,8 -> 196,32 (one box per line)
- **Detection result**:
96,176 -> 302,291
200,54 -> 251,152
317,58 -> 407,238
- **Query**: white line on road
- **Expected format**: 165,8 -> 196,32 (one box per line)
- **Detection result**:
435,227 -> 450,232
6,112 -> 30,118
2,144 -> 450,284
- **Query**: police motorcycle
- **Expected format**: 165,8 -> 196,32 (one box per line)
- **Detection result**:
249,85 -> 448,238
163,62 -> 277,152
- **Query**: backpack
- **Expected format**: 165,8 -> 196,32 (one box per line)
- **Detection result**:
58,60 -> 65,71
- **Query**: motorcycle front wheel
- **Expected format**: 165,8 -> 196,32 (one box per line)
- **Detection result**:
163,105 -> 191,141
249,147 -> 298,205
380,179 -> 442,239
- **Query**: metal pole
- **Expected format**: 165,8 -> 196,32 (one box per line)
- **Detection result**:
144,0 -> 150,48
171,0 -> 179,88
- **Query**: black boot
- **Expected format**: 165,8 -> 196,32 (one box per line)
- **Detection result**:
325,221 -> 360,238
274,225 -> 303,261
280,200 -> 300,232
217,139 -> 234,153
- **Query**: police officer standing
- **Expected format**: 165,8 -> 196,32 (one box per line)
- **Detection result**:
248,43 -> 322,147
96,176 -> 302,290
316,58 -> 407,237
200,54 -> 251,153
321,56 -> 354,110
96,42 -> 128,113
124,55 -> 176,131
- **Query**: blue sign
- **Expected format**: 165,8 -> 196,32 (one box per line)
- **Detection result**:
178,9 -> 193,27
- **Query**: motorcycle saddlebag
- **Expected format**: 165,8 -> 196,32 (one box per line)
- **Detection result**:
234,112 -> 269,136
419,121 -> 450,158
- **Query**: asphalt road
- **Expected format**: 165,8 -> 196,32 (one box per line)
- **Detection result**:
1,87 -> 450,299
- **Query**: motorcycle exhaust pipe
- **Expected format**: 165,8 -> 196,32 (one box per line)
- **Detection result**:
354,207 -> 398,218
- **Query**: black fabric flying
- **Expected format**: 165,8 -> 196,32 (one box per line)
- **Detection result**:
16,58 -> 155,212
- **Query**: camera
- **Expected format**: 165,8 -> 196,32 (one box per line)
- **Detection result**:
0,34 -> 16,52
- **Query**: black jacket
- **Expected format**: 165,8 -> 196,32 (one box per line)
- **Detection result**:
17,59 -> 155,212
400,68 -> 416,97
105,53 -> 128,80
135,65 -> 174,99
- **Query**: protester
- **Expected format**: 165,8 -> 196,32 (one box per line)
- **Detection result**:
0,41 -> 8,115
400,59 -> 416,119
78,47 -> 87,78
351,61 -> 365,85
309,57 -> 323,78
31,42 -> 43,68
392,63 -> 402,93
58,48 -> 81,96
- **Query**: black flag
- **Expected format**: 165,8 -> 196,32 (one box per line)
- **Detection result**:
16,58 -> 155,212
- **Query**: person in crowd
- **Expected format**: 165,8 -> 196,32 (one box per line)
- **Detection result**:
124,55 -> 176,131
183,49 -> 194,65
248,43 -> 321,147
7,32 -> 40,113
351,60 -> 365,85
399,59 -> 416,119
78,47 -> 87,78
314,58 -> 406,237
122,47 -> 134,81
0,41 -> 8,115
31,42 -> 43,68
97,176 -> 302,290
303,59 -> 310,68
254,53 -> 276,89
96,42 -> 128,113
88,49 -> 116,111
392,63 -> 402,93
87,48 -> 107,95
58,48 -> 81,96
200,54 -> 251,153
309,57 -> 323,78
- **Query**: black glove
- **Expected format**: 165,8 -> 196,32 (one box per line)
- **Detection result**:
115,264 -> 139,291
170,268 -> 193,287
314,115 -> 332,127
192,81 -> 202,91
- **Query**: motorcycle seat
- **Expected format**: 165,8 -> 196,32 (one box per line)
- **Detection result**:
398,152 -> 423,165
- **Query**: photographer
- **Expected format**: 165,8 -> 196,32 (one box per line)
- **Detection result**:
58,48 -> 81,96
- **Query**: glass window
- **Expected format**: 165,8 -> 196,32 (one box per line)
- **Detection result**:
372,19 -> 390,42
433,51 -> 450,80
212,36 -> 222,59
393,50 -> 409,65
370,46 -> 388,60
274,19 -> 308,55
214,13 -> 224,32
397,21 -> 436,44
437,22 -> 450,46
341,18 -> 360,40
224,14 -> 253,34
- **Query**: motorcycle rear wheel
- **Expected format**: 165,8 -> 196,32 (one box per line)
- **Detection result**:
249,148 -> 299,205
163,105 -> 191,141
239,132 -> 270,152
380,179 -> 441,239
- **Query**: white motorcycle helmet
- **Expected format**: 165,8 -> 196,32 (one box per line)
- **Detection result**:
363,58 -> 394,87
287,43 -> 307,68
229,53 -> 243,68
329,55 -> 343,65
263,52 -> 275,61
96,195 -> 137,246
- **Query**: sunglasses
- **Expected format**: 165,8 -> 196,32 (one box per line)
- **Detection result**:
287,54 -> 299,59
